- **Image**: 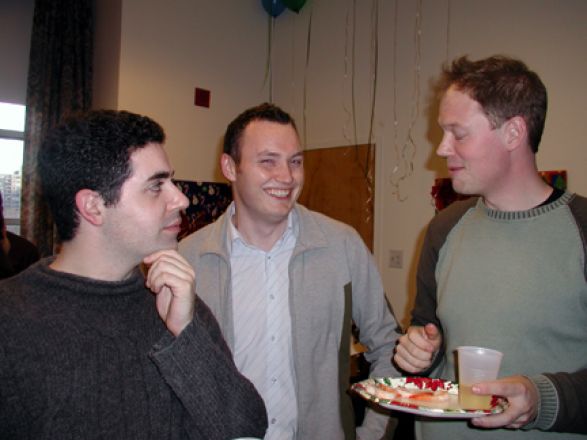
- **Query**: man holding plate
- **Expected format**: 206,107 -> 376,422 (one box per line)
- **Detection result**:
394,55 -> 587,438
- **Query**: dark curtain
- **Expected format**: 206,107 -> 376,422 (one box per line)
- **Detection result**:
21,0 -> 94,256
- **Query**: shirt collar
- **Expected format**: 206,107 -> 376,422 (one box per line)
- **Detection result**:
227,202 -> 298,252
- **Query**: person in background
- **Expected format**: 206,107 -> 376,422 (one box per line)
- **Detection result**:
0,110 -> 267,439
394,55 -> 587,438
0,191 -> 40,279
179,103 -> 403,440
0,193 -> 12,279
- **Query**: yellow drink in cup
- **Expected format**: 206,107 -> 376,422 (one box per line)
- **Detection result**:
457,346 -> 503,410
459,384 -> 492,410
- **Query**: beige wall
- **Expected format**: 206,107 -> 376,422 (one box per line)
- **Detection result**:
113,0 -> 271,182
104,0 -> 587,325
270,0 -> 587,325
93,0 -> 122,111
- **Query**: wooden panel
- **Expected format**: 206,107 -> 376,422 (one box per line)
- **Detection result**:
298,144 -> 375,250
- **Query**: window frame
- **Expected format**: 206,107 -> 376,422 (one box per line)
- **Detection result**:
0,127 -> 25,232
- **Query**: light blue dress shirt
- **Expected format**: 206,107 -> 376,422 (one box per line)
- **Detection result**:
228,207 -> 298,440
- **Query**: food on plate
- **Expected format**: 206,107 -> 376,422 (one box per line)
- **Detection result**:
362,382 -> 397,400
395,385 -> 449,402
351,377 -> 507,417
363,382 -> 449,403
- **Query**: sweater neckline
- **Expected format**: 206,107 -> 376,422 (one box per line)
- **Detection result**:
479,192 -> 574,221
36,258 -> 146,299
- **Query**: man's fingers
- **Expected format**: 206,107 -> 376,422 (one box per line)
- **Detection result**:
423,323 -> 441,341
143,249 -> 193,273
394,340 -> 433,372
471,412 -> 512,428
472,379 -> 525,399
145,250 -> 195,292
471,407 -> 530,429
470,377 -> 538,430
406,327 -> 438,354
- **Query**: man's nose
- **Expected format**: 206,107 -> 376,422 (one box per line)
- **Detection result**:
275,162 -> 294,183
436,134 -> 453,157
169,183 -> 189,210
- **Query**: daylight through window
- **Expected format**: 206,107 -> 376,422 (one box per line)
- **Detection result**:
0,102 -> 26,235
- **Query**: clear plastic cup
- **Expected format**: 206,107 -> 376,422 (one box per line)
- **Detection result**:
457,346 -> 503,409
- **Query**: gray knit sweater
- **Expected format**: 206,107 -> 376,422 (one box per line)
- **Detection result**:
0,259 -> 267,439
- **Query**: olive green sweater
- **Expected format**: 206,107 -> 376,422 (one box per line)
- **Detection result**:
412,192 -> 587,439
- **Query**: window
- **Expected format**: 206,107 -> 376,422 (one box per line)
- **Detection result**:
0,102 -> 26,235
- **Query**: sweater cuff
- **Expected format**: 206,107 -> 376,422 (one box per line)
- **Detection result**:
523,374 -> 558,431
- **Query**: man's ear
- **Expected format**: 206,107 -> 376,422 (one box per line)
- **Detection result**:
503,116 -> 527,151
75,189 -> 105,226
220,153 -> 237,182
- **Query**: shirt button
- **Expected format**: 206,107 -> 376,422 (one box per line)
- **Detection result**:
269,294 -> 275,300
271,418 -> 277,424
270,335 -> 276,342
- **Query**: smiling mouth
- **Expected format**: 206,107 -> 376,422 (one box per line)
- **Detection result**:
266,188 -> 291,198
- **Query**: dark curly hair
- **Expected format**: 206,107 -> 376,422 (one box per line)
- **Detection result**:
439,55 -> 547,153
37,110 -> 165,242
223,103 -> 298,164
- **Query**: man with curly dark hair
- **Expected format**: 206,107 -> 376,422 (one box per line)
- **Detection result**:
0,110 -> 267,439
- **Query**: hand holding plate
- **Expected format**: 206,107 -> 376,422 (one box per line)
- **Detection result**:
470,376 -> 538,429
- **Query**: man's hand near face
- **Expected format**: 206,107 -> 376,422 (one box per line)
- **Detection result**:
143,249 -> 196,336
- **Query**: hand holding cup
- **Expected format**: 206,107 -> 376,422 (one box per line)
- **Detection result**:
457,346 -> 503,410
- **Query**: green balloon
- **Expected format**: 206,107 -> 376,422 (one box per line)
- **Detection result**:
282,0 -> 306,13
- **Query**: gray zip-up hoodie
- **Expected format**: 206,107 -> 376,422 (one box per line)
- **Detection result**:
179,203 -> 402,440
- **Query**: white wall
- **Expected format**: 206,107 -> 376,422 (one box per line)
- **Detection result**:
3,0 -> 585,325
115,0 -> 271,182
103,0 -> 586,325
93,0 -> 122,111
268,0 -> 587,324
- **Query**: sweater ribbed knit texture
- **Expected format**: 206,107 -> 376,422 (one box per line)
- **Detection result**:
0,259 -> 267,439
413,192 -> 587,439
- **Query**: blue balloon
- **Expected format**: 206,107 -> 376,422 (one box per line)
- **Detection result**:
262,0 -> 286,17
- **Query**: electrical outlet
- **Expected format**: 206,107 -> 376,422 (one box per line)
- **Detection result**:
389,249 -> 403,269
